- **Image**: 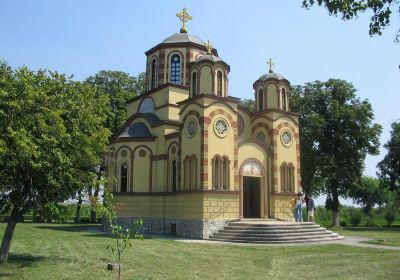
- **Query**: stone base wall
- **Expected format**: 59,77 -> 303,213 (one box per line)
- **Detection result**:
270,194 -> 296,220
107,216 -> 233,239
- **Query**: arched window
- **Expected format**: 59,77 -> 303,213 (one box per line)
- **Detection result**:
217,71 -> 223,96
171,159 -> 177,192
120,162 -> 128,192
258,89 -> 264,111
151,58 -> 157,89
191,155 -> 197,190
280,162 -> 295,193
138,97 -> 155,113
170,54 -> 181,84
289,163 -> 295,193
282,88 -> 287,111
183,155 -> 197,190
192,72 -> 197,96
256,132 -> 266,142
212,155 -> 230,190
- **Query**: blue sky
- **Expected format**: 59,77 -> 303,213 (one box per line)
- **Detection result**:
1,1 -> 399,201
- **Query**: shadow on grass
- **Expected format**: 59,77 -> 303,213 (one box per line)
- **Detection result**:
35,224 -> 102,233
341,227 -> 400,233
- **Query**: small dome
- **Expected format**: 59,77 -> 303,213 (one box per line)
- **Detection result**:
257,72 -> 286,81
194,54 -> 223,63
161,33 -> 205,45
120,122 -> 152,138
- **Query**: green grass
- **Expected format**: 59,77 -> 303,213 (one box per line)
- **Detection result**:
333,226 -> 400,246
1,223 -> 400,280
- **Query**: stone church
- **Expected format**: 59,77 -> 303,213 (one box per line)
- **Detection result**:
105,8 -> 301,238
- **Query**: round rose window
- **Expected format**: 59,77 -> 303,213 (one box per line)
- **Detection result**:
213,118 -> 229,138
281,130 -> 293,146
186,119 -> 197,138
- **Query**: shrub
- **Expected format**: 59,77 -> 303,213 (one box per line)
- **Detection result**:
385,206 -> 398,227
364,218 -> 378,227
349,209 -> 362,226
339,220 -> 348,227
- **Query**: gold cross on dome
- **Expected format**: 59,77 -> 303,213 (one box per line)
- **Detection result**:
267,58 -> 274,73
206,40 -> 213,54
176,7 -> 192,33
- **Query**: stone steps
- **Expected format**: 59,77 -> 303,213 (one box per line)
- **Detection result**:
209,220 -> 343,243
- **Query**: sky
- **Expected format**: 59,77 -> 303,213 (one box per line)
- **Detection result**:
1,1 -> 399,204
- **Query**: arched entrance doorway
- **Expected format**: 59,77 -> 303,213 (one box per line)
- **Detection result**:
239,159 -> 267,219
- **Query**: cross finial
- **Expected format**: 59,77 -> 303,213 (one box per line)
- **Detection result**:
176,7 -> 192,33
206,40 -> 213,54
267,58 -> 274,73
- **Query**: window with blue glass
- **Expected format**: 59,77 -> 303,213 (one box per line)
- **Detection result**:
170,54 -> 181,84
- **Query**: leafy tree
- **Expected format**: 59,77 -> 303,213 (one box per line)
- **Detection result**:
377,121 -> 400,204
0,61 -> 110,263
83,70 -> 144,223
349,176 -> 389,215
302,0 -> 400,42
290,79 -> 382,226
239,98 -> 255,113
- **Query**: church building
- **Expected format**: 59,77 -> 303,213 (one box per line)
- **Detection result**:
105,8 -> 301,238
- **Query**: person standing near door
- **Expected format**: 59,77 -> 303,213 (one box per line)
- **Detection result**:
295,192 -> 305,222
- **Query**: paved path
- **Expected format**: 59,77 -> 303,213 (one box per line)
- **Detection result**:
177,236 -> 400,251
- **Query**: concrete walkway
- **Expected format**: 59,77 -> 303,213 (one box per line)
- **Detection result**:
177,236 -> 400,251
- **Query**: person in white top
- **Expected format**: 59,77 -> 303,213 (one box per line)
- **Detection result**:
295,192 -> 305,222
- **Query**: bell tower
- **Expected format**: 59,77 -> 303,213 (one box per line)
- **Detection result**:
253,58 -> 290,112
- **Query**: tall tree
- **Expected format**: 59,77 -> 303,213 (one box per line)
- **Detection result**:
0,62 -> 110,263
85,70 -> 145,135
302,0 -> 400,42
377,121 -> 400,203
291,79 -> 382,225
84,70 -> 144,222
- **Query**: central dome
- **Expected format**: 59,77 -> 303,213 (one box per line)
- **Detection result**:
161,33 -> 205,45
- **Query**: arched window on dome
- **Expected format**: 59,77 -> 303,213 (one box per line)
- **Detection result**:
151,58 -> 157,90
138,97 -> 155,113
258,89 -> 264,111
170,54 -> 181,84
192,72 -> 197,96
282,88 -> 287,111
120,162 -> 128,192
217,71 -> 223,96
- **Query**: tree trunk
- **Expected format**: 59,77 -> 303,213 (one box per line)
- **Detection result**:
91,186 -> 99,223
332,187 -> 340,226
90,171 -> 102,223
0,216 -> 18,263
75,190 -> 82,223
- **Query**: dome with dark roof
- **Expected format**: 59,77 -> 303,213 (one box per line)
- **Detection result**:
257,72 -> 286,81
194,54 -> 223,63
118,121 -> 154,138
161,33 -> 205,45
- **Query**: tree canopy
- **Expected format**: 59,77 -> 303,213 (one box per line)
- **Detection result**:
0,61 -> 111,263
239,98 -> 255,113
378,121 -> 400,204
302,0 -> 400,42
85,70 -> 145,135
291,79 -> 382,225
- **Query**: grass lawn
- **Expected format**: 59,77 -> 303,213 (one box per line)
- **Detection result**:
1,223 -> 400,280
333,226 -> 400,246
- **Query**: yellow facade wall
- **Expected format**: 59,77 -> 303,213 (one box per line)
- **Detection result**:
205,105 -> 236,190
200,66 -> 212,95
113,193 -> 239,220
267,84 -> 278,109
270,194 -> 296,220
